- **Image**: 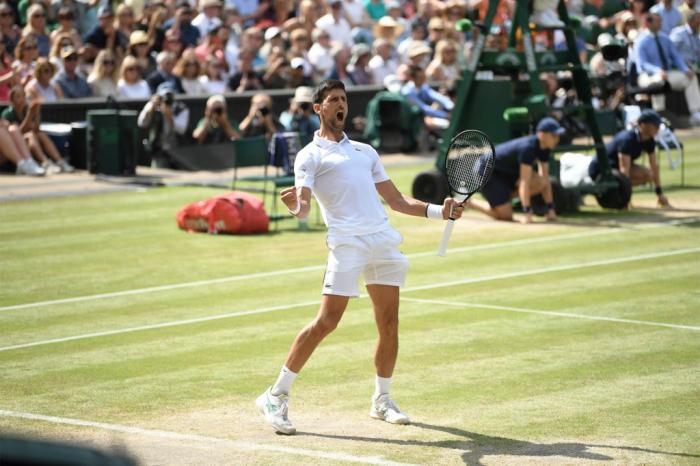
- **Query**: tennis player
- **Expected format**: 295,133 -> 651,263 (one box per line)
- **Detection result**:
256,79 -> 464,435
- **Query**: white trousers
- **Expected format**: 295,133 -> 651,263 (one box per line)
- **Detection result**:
638,71 -> 700,113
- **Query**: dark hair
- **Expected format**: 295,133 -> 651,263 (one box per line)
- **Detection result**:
408,64 -> 424,79
312,79 -> 345,104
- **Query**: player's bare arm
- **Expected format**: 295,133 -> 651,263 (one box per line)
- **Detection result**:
374,179 -> 463,220
280,186 -> 312,218
518,163 -> 533,224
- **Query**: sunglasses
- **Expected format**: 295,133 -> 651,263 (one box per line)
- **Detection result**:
23,45 -> 37,50
103,60 -> 115,65
31,14 -> 45,18
59,15 -> 73,20
185,62 -> 197,66
125,66 -> 139,71
64,55 -> 78,61
0,11 -> 14,17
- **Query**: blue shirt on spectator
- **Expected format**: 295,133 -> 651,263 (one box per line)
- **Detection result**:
670,24 -> 700,67
635,31 -> 688,74
161,18 -> 200,47
493,135 -> 550,181
649,3 -> 683,35
53,71 -> 92,99
230,0 -> 259,27
400,81 -> 454,119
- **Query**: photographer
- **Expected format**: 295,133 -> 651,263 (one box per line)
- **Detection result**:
192,94 -> 241,145
239,92 -> 283,139
138,82 -> 190,168
279,86 -> 319,141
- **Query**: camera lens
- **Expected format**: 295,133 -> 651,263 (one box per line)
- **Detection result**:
213,107 -> 223,115
300,102 -> 310,111
259,106 -> 270,116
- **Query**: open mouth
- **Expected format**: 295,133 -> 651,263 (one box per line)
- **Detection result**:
336,111 -> 344,122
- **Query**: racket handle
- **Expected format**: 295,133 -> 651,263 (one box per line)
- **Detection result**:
437,219 -> 455,257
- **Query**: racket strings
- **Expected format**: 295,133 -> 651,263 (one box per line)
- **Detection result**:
446,137 -> 494,195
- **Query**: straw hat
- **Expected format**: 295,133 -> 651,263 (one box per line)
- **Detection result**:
129,30 -> 149,47
373,16 -> 405,40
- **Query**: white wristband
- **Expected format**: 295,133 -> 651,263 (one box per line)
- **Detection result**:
288,200 -> 301,216
426,203 -> 444,220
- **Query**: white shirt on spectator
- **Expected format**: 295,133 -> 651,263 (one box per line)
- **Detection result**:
308,42 -> 335,78
192,13 -> 223,39
368,55 -> 398,88
199,75 -> 227,94
181,77 -> 207,95
316,14 -> 353,48
117,79 -> 151,99
343,0 -> 366,27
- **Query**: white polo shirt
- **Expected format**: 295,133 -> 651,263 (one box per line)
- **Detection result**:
294,131 -> 391,236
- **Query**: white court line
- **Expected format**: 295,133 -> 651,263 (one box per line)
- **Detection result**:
1,247 -> 698,353
0,409 -> 415,466
401,298 -> 700,331
1,216 -> 697,313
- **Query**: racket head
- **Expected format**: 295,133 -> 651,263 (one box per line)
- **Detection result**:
443,129 -> 495,198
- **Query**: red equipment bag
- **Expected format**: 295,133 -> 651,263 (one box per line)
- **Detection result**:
177,192 -> 269,234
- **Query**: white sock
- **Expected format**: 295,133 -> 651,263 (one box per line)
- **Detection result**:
374,375 -> 392,399
271,366 -> 297,396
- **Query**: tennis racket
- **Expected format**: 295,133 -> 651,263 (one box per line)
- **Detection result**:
437,130 -> 495,257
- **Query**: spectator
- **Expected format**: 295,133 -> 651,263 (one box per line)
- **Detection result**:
133,1 -> 167,53
48,32 -> 76,73
636,13 -> 700,125
0,30 -> 15,101
116,4 -> 136,40
228,48 -> 263,91
0,119 -> 45,176
87,49 -> 118,97
173,49 -> 207,95
53,46 -> 91,98
373,15 -> 404,44
365,0 -> 387,21
146,51 -> 184,94
200,55 -> 230,94
23,4 -> 50,57
397,18 -> 428,64
2,85 -> 74,173
679,0 -> 697,24
193,0 -> 223,38
50,7 -> 82,51
670,11 -> 700,68
26,57 -> 63,102
347,43 -> 373,85
259,25 -> 283,60
128,30 -> 157,77
240,26 -> 266,71
83,6 -> 128,63
223,7 -> 243,71
239,92 -> 283,138
316,0 -> 353,48
468,117 -> 562,223
308,28 -> 334,80
650,0 -> 683,34
192,94 -> 240,144
588,109 -> 670,207
230,0 -> 268,28
0,2 -> 21,57
261,45 -> 290,89
531,0 -> 564,27
50,0 -> 88,36
279,85 -> 319,140
12,36 -> 39,87
426,39 -> 459,83
162,28 -> 185,58
407,43 -> 432,68
282,0 -> 318,36
162,1 -> 200,48
117,54 -> 151,98
368,38 -> 397,88
288,56 -> 314,87
427,17 -> 446,52
287,28 -> 311,64
400,64 -> 454,132
138,82 -> 190,167
343,0 -> 371,34
326,44 -> 353,85
194,24 -> 224,63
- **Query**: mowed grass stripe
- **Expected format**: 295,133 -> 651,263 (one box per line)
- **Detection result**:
0,244 -> 696,349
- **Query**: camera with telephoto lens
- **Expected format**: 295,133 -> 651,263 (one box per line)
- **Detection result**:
163,93 -> 174,106
213,107 -> 223,116
259,106 -> 270,116
299,102 -> 311,112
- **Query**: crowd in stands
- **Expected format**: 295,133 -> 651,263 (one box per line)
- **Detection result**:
0,0 -> 698,174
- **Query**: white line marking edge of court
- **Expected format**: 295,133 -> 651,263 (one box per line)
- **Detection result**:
0,409 -> 415,466
1,216 -> 697,313
1,246 -> 698,353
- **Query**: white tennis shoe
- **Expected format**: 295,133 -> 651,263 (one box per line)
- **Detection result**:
256,387 -> 296,435
370,394 -> 411,425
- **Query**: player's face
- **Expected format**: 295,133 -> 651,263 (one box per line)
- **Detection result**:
540,132 -> 560,149
315,88 -> 347,132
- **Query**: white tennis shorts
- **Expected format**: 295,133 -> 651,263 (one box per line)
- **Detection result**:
322,228 -> 409,297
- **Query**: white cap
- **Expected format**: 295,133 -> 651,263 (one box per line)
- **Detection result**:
264,26 -> 281,41
290,57 -> 306,70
